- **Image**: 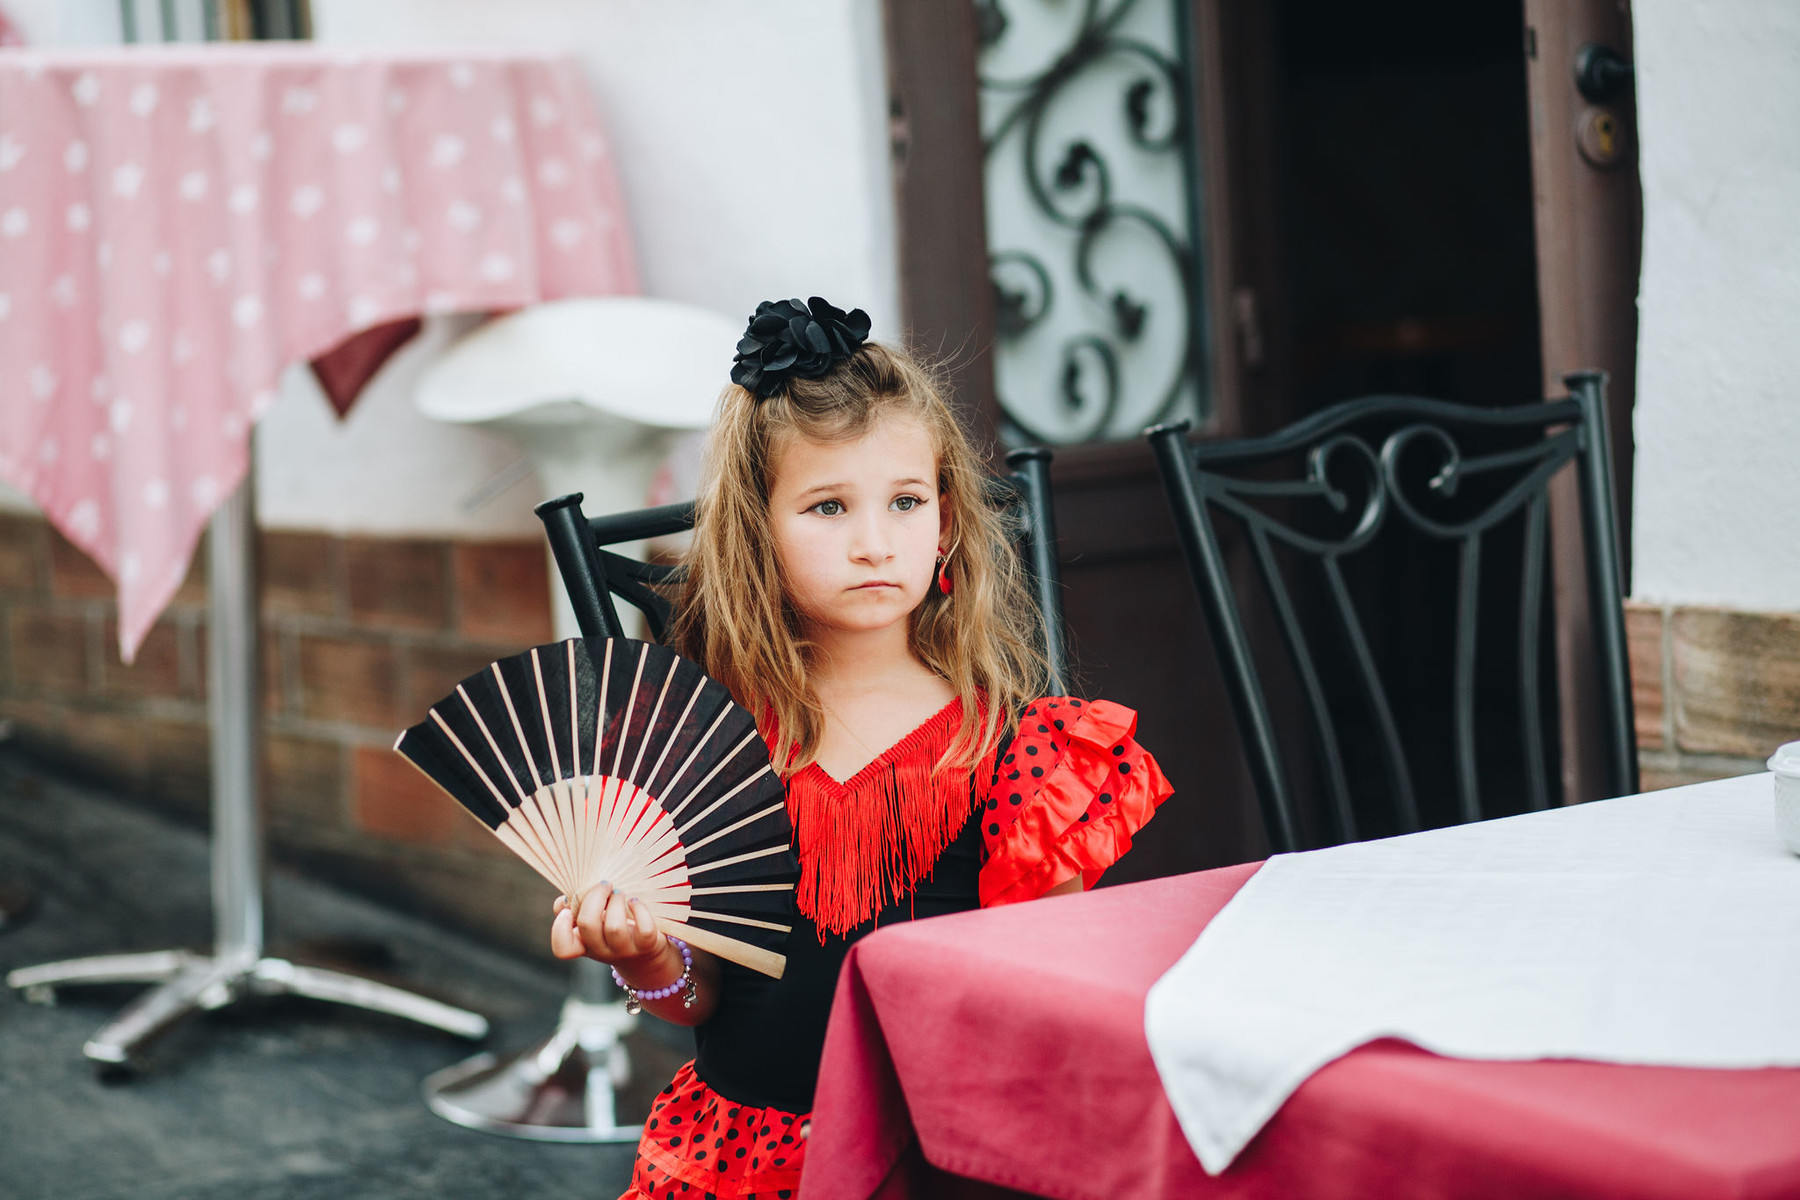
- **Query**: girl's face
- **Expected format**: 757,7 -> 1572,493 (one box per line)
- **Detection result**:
767,415 -> 949,638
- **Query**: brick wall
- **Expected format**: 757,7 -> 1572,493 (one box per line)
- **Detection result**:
0,510 -> 559,956
1626,601 -> 1799,791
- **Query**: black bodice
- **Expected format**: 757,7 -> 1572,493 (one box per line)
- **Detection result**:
691,809 -> 982,1114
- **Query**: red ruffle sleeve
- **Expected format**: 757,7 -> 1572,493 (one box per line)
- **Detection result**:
976,696 -> 1172,907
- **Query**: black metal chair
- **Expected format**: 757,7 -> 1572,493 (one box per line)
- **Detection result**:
1147,371 -> 1637,854
535,447 -> 1070,692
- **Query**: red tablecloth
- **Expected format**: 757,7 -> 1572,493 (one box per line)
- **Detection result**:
0,45 -> 636,660
802,865 -> 1800,1200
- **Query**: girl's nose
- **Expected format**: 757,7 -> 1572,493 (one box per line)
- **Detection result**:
849,512 -> 892,562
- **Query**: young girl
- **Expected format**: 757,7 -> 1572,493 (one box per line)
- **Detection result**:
548,297 -> 1172,1200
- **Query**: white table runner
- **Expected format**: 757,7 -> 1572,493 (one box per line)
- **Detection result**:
1144,773 -> 1800,1174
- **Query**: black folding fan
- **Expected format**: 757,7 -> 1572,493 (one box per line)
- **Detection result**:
395,637 -> 796,978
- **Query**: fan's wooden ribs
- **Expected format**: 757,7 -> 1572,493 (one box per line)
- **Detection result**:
395,637 -> 799,978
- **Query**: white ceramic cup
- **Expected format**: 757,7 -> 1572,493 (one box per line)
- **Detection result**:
1765,742 -> 1800,855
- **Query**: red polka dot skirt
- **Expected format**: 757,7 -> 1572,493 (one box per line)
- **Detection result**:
618,1059 -> 807,1200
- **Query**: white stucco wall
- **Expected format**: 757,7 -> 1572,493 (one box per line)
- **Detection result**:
0,0 -> 899,536
1630,0 -> 1800,608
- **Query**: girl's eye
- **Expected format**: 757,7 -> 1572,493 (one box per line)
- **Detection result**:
811,500 -> 844,516
891,495 -> 926,512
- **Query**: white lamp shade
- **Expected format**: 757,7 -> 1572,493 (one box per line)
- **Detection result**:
416,296 -> 739,431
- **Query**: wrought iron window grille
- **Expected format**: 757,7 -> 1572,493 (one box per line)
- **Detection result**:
978,0 -> 1208,445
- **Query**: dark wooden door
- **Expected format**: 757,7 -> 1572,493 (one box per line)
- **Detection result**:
1521,0 -> 1643,805
882,0 -> 1620,871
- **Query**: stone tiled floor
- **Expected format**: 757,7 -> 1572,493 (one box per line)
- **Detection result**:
0,749 -> 684,1200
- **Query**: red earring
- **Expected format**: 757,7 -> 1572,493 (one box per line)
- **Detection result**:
936,547 -> 953,597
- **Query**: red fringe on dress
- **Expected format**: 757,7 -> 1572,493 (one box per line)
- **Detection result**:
780,699 -> 976,938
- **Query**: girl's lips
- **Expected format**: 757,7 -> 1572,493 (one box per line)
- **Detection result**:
851,581 -> 900,590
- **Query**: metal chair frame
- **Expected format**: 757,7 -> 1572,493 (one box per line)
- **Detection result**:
1147,371 -> 1637,853
536,447 -> 1070,692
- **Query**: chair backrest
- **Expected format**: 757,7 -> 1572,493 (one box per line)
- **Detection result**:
535,446 -> 1069,693
1146,371 -> 1636,853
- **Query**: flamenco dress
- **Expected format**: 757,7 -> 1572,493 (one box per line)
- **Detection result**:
618,695 -> 1172,1200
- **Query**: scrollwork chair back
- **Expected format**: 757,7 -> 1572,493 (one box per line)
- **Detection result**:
1148,373 -> 1637,853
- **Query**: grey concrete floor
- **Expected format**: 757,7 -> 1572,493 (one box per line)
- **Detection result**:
0,749 -> 684,1200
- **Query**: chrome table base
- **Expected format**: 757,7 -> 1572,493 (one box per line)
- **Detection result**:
3,477 -> 487,1070
423,981 -> 641,1143
7,949 -> 488,1066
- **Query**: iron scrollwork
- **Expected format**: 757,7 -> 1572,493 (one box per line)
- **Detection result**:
1187,406 -> 1585,842
978,0 -> 1205,444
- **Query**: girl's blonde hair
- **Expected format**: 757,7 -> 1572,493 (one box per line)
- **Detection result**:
669,340 -> 1049,776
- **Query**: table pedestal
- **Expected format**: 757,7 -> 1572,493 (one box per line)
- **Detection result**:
4,476 -> 488,1067
422,960 -> 642,1142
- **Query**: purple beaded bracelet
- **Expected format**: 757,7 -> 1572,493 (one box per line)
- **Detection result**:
611,935 -> 695,1015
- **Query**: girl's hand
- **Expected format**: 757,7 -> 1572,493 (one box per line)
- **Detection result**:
549,883 -> 663,966
552,885 -> 723,1027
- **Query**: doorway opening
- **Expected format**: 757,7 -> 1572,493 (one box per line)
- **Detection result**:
1276,0 -> 1541,414
1264,0 -> 1556,837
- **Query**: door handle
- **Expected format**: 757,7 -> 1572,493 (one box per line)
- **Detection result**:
1574,44 -> 1634,103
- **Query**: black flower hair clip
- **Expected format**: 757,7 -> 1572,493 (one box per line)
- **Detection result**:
730,296 -> 872,399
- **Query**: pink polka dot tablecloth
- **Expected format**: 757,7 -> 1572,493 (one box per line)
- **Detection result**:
0,45 -> 639,660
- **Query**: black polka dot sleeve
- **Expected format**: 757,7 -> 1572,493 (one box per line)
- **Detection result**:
977,696 -> 1173,907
